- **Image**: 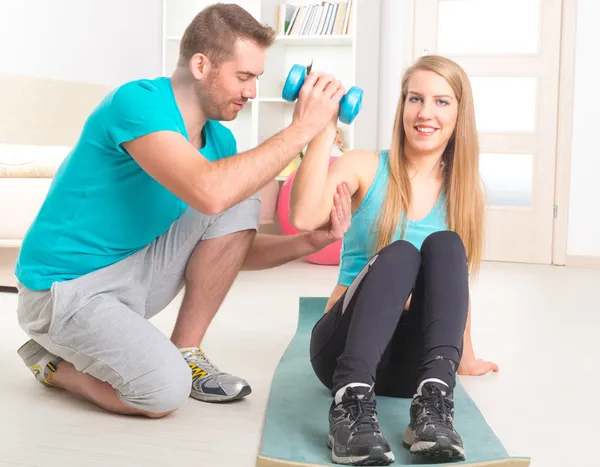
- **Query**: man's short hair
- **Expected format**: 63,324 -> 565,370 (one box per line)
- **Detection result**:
178,3 -> 276,67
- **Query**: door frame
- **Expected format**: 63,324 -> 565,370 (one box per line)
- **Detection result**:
552,0 -> 577,266
398,0 -> 577,265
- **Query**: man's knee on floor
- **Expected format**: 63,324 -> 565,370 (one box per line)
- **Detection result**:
117,356 -> 191,415
421,230 -> 466,259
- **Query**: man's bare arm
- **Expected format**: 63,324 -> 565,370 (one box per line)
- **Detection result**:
242,182 -> 352,270
241,233 -> 319,270
122,72 -> 345,215
122,124 -> 307,215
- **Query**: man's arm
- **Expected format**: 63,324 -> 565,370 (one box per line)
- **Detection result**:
241,232 -> 323,270
242,182 -> 352,270
122,73 -> 345,216
123,126 -> 307,215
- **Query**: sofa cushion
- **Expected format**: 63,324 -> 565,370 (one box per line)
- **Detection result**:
0,144 -> 71,178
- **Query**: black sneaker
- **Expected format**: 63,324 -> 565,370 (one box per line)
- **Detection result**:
402,381 -> 466,461
327,386 -> 394,466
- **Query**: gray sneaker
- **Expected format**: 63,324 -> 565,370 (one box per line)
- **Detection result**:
180,348 -> 251,403
17,339 -> 63,387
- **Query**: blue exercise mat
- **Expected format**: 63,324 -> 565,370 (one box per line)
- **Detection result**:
256,297 -> 530,467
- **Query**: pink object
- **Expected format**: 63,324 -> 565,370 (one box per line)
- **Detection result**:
276,156 -> 342,265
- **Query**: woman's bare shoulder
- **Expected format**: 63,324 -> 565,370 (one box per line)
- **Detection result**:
335,149 -> 380,174
339,148 -> 379,162
333,149 -> 381,204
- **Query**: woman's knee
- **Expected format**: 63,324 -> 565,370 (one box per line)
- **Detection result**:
375,239 -> 421,269
421,230 -> 466,261
117,355 -> 192,415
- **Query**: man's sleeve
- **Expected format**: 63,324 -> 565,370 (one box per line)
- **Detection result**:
104,82 -> 181,153
228,131 -> 238,156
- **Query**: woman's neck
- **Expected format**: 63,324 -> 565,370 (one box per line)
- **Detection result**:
404,145 -> 445,181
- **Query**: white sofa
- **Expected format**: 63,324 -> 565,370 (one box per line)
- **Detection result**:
0,146 -> 66,287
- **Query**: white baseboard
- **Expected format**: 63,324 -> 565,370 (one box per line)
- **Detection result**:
566,255 -> 600,268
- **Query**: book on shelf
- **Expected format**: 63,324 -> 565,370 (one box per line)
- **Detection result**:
276,0 -> 353,36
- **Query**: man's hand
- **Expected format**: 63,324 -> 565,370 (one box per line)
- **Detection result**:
242,182 -> 351,271
292,72 -> 345,142
308,182 -> 352,250
458,356 -> 499,376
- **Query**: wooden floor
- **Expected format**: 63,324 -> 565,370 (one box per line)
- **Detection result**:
1,260 -> 598,467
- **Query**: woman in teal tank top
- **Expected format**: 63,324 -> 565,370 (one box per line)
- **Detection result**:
290,55 -> 498,465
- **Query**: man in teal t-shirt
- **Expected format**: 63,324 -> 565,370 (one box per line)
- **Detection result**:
14,3 -> 349,417
16,78 -> 239,290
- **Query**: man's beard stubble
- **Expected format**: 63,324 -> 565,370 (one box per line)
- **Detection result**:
194,74 -> 229,121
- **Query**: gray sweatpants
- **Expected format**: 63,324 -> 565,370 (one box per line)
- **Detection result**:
16,194 -> 261,413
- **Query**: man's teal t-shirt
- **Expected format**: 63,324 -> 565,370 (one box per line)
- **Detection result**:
15,77 -> 238,291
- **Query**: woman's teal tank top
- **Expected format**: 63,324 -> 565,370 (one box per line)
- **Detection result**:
338,150 -> 448,286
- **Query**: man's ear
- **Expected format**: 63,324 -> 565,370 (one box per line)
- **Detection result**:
189,53 -> 211,80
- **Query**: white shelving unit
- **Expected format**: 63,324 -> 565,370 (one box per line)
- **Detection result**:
161,0 -> 381,178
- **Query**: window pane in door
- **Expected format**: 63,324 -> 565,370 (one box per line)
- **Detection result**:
437,0 -> 540,55
471,77 -> 537,132
480,153 -> 533,207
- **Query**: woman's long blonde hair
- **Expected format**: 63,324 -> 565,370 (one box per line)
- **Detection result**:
374,55 -> 485,274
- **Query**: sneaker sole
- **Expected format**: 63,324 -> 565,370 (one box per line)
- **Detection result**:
403,428 -> 466,461
327,434 -> 394,466
16,339 -> 47,366
190,383 -> 252,403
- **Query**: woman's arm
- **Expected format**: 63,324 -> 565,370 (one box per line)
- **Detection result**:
462,299 -> 476,360
289,122 -> 367,231
458,297 -> 499,375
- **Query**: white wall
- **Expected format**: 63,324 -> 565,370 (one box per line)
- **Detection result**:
377,0 -> 600,259
377,0 -> 411,149
566,0 -> 600,258
0,0 -> 162,86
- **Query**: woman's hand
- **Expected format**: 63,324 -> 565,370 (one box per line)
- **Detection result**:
458,355 -> 499,376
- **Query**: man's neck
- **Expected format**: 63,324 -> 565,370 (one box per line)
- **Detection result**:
170,68 -> 207,149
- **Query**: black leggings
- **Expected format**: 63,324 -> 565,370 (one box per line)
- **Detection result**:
310,231 -> 469,398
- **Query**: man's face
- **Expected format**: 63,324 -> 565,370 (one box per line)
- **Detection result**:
197,39 -> 266,121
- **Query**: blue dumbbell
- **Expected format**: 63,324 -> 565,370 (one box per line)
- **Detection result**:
281,63 -> 363,125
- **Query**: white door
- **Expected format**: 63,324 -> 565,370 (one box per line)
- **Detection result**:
413,0 -> 562,264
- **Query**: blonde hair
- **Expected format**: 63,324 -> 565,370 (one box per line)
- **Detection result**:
375,55 -> 485,274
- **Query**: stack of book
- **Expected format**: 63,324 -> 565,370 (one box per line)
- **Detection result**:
277,1 -> 353,36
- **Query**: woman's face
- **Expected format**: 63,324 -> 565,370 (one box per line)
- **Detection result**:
403,70 -> 458,156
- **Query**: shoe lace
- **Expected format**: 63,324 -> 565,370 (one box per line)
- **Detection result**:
419,385 -> 454,425
188,348 -> 220,374
344,389 -> 380,434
